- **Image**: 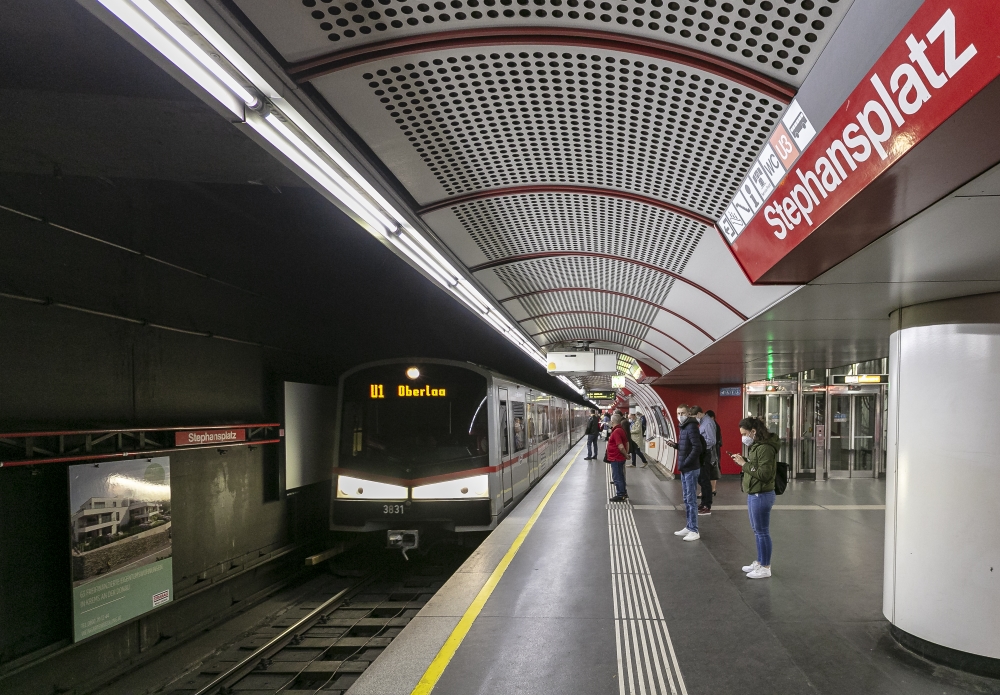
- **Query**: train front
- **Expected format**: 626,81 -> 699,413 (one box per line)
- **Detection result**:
332,361 -> 494,540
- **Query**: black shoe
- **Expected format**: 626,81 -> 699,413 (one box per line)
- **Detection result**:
609,496 -> 626,502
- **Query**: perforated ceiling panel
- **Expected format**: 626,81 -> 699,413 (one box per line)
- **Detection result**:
349,50 -> 784,216
454,193 -> 702,268
517,290 -> 660,328
492,256 -> 674,301
239,0 -> 854,86
538,326 -> 644,350
531,311 -> 649,341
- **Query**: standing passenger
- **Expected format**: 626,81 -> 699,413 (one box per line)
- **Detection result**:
607,413 -> 630,502
666,405 -> 703,541
694,407 -> 717,515
628,413 -> 648,468
706,410 -> 722,500
730,417 -> 778,579
584,409 -> 600,460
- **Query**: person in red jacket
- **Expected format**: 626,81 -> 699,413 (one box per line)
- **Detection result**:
607,412 -> 630,502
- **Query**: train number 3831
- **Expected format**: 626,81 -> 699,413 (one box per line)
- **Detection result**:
383,504 -> 405,515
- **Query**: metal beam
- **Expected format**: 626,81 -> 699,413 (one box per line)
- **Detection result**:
418,184 -> 715,226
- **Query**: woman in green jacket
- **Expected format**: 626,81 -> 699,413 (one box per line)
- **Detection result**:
729,417 -> 778,579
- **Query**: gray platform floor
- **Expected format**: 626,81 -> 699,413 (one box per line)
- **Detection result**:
351,441 -> 1000,695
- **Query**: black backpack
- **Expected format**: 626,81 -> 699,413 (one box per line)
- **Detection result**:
774,461 -> 788,495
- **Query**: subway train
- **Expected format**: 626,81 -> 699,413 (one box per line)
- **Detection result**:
330,358 -> 588,538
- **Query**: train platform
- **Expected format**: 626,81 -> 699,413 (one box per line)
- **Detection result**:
349,440 -> 993,695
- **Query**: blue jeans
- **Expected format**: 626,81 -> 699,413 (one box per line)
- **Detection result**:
748,491 -> 776,565
681,469 -> 700,532
587,434 -> 598,458
610,460 -> 627,497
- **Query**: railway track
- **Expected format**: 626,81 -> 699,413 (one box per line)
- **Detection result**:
165,538 -> 479,695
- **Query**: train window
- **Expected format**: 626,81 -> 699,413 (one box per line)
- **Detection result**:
340,363 -> 490,479
511,399 -> 525,453
498,388 -> 510,459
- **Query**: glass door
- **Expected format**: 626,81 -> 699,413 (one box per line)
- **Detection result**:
747,394 -> 794,465
799,393 -> 824,478
828,393 -> 877,478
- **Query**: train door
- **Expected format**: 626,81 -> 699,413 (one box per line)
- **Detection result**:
526,399 -> 538,485
498,388 -> 513,505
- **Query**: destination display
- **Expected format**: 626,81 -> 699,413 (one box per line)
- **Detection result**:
69,457 -> 172,642
720,0 -> 1000,283
587,391 -> 616,401
370,384 -> 448,398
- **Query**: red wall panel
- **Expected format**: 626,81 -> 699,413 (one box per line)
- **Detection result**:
652,384 -> 745,475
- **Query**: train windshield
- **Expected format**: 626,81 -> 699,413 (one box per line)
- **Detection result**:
339,363 -> 489,479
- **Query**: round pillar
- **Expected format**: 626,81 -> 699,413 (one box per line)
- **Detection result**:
885,293 -> 1000,676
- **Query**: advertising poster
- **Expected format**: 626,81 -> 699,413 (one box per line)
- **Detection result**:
69,457 -> 172,642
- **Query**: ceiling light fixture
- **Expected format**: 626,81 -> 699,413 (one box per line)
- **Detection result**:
93,0 -> 550,369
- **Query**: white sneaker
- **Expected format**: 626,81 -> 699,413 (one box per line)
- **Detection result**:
682,531 -> 700,542
674,527 -> 692,536
746,566 -> 771,579
742,560 -> 761,573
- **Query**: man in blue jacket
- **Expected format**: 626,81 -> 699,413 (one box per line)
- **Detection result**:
666,404 -> 704,541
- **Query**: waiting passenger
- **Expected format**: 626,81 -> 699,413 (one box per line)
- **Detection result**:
584,409 -> 600,460
694,406 -> 717,516
666,405 -> 703,541
627,413 -> 648,468
607,412 -> 630,502
730,416 -> 778,579
705,409 -> 722,499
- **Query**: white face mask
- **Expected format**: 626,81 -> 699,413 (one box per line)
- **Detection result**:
677,415 -> 688,424
741,434 -> 754,447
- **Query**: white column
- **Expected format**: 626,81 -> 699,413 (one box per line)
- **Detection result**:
884,293 -> 1000,662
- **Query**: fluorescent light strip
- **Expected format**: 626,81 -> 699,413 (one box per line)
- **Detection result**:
131,0 -> 258,106
264,113 -> 397,232
247,114 -> 389,234
98,0 -> 243,116
99,0 -> 547,368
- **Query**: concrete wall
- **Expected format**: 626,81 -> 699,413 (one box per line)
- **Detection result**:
0,297 -> 332,692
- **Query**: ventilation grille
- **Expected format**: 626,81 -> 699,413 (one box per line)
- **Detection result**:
454,193 -> 702,269
365,50 -> 784,217
293,0 -> 852,84
493,256 -> 675,302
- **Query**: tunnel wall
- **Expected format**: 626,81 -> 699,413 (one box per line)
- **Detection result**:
0,297 -> 333,692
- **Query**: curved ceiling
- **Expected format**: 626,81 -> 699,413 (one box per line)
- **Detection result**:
225,0 -> 854,375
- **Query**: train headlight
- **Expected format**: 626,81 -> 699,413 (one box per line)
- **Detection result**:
336,475 -> 408,500
411,474 -> 490,500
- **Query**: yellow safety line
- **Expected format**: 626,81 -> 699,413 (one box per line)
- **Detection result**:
410,446 -> 583,695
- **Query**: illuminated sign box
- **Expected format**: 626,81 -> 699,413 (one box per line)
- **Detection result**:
611,375 -> 626,388
831,374 -> 888,385
587,391 -> 616,401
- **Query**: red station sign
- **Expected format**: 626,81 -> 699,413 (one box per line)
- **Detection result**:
174,428 -> 247,446
721,0 -> 1000,284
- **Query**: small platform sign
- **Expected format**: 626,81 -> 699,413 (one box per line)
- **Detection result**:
719,387 -> 742,397
174,429 -> 246,447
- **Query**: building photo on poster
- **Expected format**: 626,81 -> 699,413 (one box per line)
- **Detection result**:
69,456 -> 172,642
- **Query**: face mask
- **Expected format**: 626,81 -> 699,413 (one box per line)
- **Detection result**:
677,415 -> 688,424
741,435 -> 754,447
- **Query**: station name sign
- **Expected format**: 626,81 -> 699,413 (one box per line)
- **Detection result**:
174,429 -> 246,446
369,384 -> 447,398
719,0 -> 1000,283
